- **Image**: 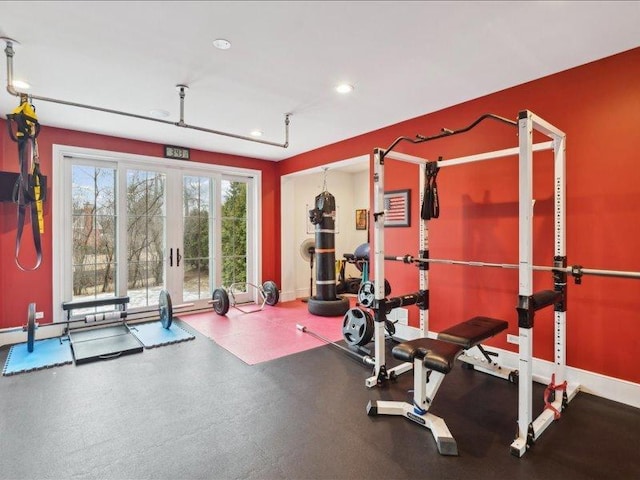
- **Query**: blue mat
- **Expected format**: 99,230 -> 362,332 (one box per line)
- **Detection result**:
3,338 -> 74,376
129,321 -> 195,348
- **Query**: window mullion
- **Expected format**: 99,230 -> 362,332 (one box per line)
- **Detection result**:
116,167 -> 128,297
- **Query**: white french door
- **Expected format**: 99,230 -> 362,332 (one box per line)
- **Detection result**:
53,146 -> 260,320
178,174 -> 253,306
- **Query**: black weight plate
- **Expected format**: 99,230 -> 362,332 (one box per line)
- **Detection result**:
342,307 -> 374,347
263,281 -> 280,306
212,288 -> 230,315
159,290 -> 173,329
357,281 -> 376,308
27,303 -> 36,353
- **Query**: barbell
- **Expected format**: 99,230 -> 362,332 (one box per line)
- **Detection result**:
208,280 -> 280,315
297,323 -> 375,367
384,254 -> 640,282
13,290 -> 190,353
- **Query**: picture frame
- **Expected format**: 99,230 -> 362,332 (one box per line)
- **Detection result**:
355,209 -> 368,230
383,189 -> 411,227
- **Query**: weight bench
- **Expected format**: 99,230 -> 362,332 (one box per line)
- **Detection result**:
366,316 -> 508,456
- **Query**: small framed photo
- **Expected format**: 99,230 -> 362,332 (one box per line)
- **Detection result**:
384,189 -> 410,227
355,209 -> 368,230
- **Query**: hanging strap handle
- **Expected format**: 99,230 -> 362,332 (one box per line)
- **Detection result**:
6,98 -> 40,143
9,97 -> 44,271
14,137 -> 44,271
421,159 -> 440,220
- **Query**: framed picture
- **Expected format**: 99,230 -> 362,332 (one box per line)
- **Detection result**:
355,209 -> 368,230
384,189 -> 411,227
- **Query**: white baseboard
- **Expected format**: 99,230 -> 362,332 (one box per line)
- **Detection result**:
471,343 -> 640,409
283,288 -> 358,304
280,290 -> 299,303
1,325 -> 66,348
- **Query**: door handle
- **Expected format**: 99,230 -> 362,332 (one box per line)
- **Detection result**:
176,248 -> 182,267
169,247 -> 173,267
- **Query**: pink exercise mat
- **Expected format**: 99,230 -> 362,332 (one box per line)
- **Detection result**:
179,298 -> 355,365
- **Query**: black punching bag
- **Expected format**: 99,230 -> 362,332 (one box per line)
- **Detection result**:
307,191 -> 350,317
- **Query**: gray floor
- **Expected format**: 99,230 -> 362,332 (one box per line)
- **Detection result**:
1,319 -> 638,480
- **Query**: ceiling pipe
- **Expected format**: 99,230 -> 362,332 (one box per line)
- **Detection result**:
2,38 -> 290,149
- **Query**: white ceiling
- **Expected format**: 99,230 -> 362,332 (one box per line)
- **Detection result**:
1,1 -> 639,162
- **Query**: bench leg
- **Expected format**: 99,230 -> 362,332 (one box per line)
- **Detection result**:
367,400 -> 458,456
366,361 -> 458,456
457,346 -> 519,383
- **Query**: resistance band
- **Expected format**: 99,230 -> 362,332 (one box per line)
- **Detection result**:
543,373 -> 568,420
7,95 -> 44,271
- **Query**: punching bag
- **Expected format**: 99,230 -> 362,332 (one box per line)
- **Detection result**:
307,191 -> 350,317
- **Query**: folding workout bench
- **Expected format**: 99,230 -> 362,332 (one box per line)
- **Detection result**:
366,316 -> 508,456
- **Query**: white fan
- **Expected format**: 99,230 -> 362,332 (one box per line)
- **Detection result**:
299,238 -> 315,301
299,238 -> 315,262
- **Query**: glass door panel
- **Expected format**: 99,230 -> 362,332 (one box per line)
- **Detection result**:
182,176 -> 213,302
126,170 -> 166,309
221,179 -> 250,303
71,165 -> 117,315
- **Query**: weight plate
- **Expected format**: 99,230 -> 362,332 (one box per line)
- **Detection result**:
342,307 -> 374,347
159,290 -> 173,329
212,288 -> 230,315
263,281 -> 280,306
27,303 -> 36,353
357,281 -> 376,308
385,319 -> 396,337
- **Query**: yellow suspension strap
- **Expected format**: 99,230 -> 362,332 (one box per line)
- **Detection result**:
335,259 -> 344,279
32,138 -> 44,235
7,94 -> 44,271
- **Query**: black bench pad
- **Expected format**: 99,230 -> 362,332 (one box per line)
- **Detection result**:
392,338 -> 462,374
437,316 -> 508,349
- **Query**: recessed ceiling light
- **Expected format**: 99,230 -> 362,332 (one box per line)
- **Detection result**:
213,38 -> 231,50
335,83 -> 354,94
149,109 -> 170,118
250,130 -> 263,137
11,80 -> 30,89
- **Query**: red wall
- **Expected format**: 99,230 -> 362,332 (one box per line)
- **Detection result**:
0,124 -> 280,329
280,47 -> 640,384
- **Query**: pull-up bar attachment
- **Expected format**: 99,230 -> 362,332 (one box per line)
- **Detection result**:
2,38 -> 291,149
382,113 -> 517,159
